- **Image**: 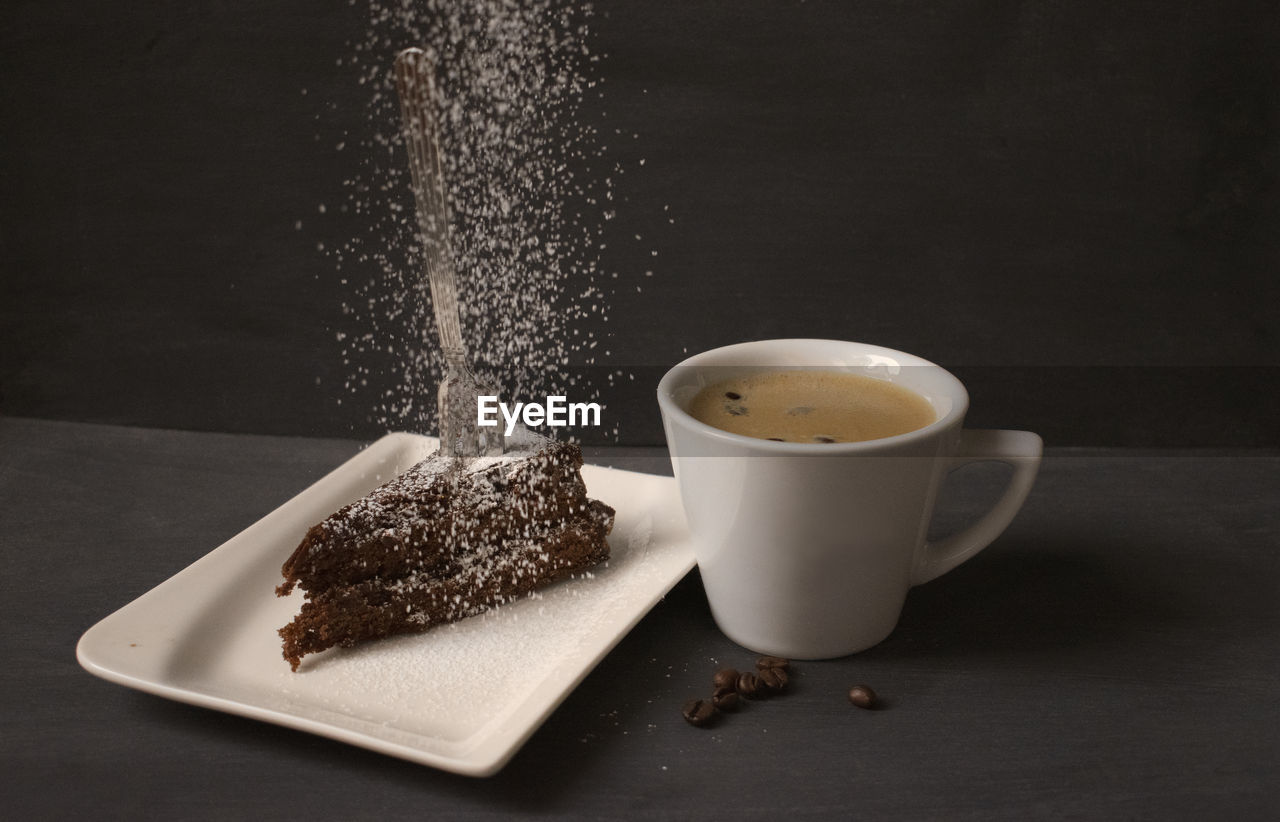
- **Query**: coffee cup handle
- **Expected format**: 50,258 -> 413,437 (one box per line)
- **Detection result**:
912,429 -> 1042,585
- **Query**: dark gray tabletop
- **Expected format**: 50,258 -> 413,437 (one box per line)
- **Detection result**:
3,417 -> 1277,819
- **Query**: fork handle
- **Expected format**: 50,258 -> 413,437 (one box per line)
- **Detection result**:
394,48 -> 465,358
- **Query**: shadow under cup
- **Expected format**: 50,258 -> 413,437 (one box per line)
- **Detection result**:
656,339 -> 1040,659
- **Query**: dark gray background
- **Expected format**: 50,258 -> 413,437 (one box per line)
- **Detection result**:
3,0 -> 1277,446
4,4 -> 1278,816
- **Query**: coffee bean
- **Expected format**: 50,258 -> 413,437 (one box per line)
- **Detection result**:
757,666 -> 788,693
682,697 -> 717,727
712,667 -> 740,691
737,671 -> 764,699
711,687 -> 740,712
848,684 -> 877,709
755,656 -> 790,672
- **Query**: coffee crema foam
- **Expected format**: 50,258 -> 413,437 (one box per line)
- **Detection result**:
688,370 -> 936,444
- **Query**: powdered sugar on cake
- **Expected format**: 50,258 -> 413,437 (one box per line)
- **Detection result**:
276,435 -> 614,671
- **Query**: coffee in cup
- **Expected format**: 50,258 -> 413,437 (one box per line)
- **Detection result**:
688,369 -> 936,444
657,339 -> 1042,659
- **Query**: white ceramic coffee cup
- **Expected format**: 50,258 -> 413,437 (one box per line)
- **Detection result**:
657,339 -> 1042,658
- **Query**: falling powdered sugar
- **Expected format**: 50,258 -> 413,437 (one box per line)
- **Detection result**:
326,0 -> 628,435
267,1 -> 678,750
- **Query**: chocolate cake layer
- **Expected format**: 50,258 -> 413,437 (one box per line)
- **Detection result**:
276,438 -> 614,670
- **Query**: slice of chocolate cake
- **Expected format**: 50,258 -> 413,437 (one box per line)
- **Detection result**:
277,435 -> 614,671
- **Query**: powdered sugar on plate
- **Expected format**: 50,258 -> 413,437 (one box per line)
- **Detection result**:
78,433 -> 694,774
276,487 -> 657,744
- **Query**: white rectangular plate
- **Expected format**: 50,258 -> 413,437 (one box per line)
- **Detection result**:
77,433 -> 695,776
